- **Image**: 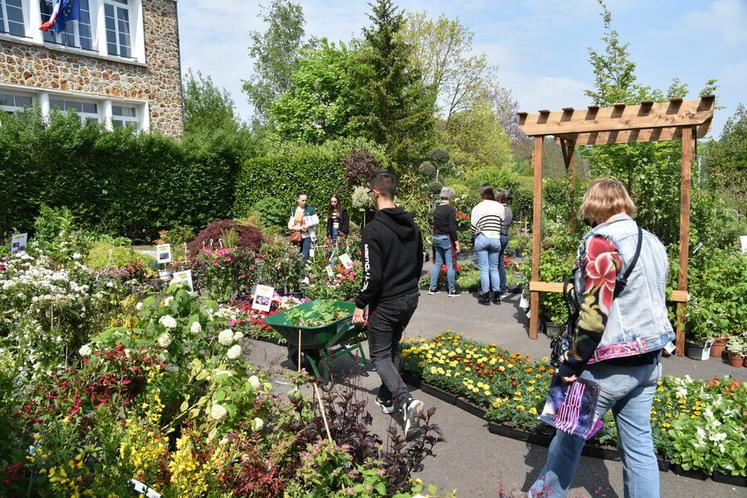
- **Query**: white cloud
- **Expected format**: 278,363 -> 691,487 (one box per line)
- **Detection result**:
684,0 -> 747,46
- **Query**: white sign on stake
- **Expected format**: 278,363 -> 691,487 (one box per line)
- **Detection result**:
171,270 -> 193,291
740,235 -> 747,254
156,244 -> 172,264
325,265 -> 335,280
252,284 -> 275,312
10,233 -> 28,255
338,253 -> 354,270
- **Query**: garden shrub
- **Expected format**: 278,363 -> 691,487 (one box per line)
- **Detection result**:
250,197 -> 291,232
341,146 -> 384,187
86,242 -> 154,269
30,205 -> 91,261
0,111 -> 248,239
233,139 -> 387,218
187,219 -> 263,256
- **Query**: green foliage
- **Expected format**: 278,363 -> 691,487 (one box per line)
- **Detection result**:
440,101 -> 513,171
30,205 -> 91,261
346,0 -> 436,167
183,69 -> 241,135
269,40 -> 358,143
703,104 -> 747,217
86,243 -> 154,269
234,139 -> 383,218
0,111 -> 248,240
243,0 -> 309,123
250,196 -> 291,231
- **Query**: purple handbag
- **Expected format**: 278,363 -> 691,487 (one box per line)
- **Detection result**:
539,375 -> 604,440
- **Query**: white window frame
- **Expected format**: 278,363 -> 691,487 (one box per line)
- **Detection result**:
103,0 -> 131,58
0,0 -> 26,37
0,89 -> 34,113
39,0 -> 94,51
111,102 -> 139,129
49,96 -> 101,123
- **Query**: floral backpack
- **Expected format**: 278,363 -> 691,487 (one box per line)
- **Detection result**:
549,225 -> 643,368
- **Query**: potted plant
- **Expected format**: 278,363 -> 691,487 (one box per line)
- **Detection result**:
709,336 -> 729,358
725,334 -> 746,368
685,328 -> 713,361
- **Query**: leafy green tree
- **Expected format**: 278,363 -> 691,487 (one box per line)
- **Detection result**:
401,11 -> 492,123
703,104 -> 747,217
268,40 -> 358,143
183,70 -> 240,135
243,0 -> 308,123
347,0 -> 436,168
439,101 -> 512,171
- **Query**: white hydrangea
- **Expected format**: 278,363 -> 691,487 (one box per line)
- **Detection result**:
163,296 -> 174,306
253,417 -> 264,431
226,344 -> 242,360
72,252 -> 82,260
157,332 -> 172,348
159,315 -> 177,329
248,375 -> 261,390
190,321 -> 202,334
78,344 -> 92,356
135,302 -> 143,311
218,329 -> 234,346
210,403 -> 227,421
233,331 -> 244,341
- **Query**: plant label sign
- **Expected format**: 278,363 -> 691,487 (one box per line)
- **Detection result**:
171,270 -> 193,292
156,244 -> 172,264
325,265 -> 335,280
11,233 -> 28,255
252,284 -> 274,312
740,235 -> 747,253
339,253 -> 354,270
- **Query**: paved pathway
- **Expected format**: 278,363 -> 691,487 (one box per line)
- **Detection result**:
246,266 -> 745,497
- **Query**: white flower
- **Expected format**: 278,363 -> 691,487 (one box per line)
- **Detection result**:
78,344 -> 92,356
226,344 -> 242,360
157,332 -> 172,348
218,329 -> 234,346
248,375 -> 261,390
210,404 -> 227,421
72,252 -> 81,260
135,302 -> 143,311
159,315 -> 177,329
233,331 -> 244,341
253,417 -> 264,431
709,432 -> 727,442
190,321 -> 202,334
164,296 -> 174,306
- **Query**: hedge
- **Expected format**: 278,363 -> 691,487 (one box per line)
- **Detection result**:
0,111 -> 248,240
233,138 -> 387,219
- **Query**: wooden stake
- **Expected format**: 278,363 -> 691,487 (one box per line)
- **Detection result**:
297,329 -> 302,373
676,126 -> 694,356
313,383 -> 333,442
529,136 -> 544,340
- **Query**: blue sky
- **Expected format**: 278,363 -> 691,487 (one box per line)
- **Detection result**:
178,0 -> 747,137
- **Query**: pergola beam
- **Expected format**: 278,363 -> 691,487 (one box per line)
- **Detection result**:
518,96 -> 714,137
555,119 -> 711,145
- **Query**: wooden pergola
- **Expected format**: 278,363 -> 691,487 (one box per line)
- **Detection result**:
517,96 -> 716,356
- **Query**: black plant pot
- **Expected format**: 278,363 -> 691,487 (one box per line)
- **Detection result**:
420,383 -> 458,406
487,422 -> 530,442
456,397 -> 487,419
581,444 -> 619,460
670,463 -> 708,480
712,470 -> 747,487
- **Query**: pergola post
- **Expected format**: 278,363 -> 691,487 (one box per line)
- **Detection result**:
560,138 -> 577,232
529,136 -> 544,340
676,126 -> 695,356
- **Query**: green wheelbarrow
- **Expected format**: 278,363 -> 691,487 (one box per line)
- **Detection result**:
263,300 -> 368,383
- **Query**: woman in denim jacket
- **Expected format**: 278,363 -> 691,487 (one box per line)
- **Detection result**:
529,178 -> 674,498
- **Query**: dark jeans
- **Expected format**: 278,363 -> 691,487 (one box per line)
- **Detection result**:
367,291 -> 419,407
299,236 -> 312,261
498,234 -> 509,293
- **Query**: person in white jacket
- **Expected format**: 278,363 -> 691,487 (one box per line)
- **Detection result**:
470,184 -> 505,305
288,192 -> 319,262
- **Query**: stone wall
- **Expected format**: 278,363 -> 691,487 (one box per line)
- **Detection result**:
0,0 -> 183,136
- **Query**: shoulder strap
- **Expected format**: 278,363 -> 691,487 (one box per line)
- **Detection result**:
613,225 -> 643,298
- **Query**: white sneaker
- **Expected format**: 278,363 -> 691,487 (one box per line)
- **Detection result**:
402,398 -> 424,435
374,396 -> 395,414
427,289 -> 440,295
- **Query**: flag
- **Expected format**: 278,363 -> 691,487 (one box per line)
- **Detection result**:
39,0 -> 81,34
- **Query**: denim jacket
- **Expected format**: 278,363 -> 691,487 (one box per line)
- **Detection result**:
575,215 -> 675,363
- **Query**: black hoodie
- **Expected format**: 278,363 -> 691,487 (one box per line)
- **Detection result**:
355,207 -> 424,309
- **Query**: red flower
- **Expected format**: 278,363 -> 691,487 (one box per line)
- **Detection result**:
583,236 -> 621,313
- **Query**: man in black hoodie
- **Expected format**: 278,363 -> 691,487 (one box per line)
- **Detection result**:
352,172 -> 425,435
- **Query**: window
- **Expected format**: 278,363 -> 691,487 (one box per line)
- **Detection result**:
112,104 -> 138,129
104,0 -> 131,58
50,98 -> 100,123
0,0 -> 25,37
0,92 -> 33,114
40,0 -> 93,50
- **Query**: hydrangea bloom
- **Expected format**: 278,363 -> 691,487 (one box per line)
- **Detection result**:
226,344 -> 242,360
78,344 -> 92,356
253,417 -> 264,431
210,403 -> 227,421
248,375 -> 261,390
159,315 -> 177,329
190,321 -> 202,334
157,333 -> 172,348
218,329 -> 234,346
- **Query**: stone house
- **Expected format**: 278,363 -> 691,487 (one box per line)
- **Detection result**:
0,0 -> 183,136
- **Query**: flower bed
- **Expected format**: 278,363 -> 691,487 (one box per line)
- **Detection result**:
402,332 -> 747,480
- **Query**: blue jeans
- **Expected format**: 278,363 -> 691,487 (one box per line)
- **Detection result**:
430,235 -> 455,292
300,236 -> 312,262
498,234 -> 509,293
528,358 -> 663,498
474,234 -> 501,293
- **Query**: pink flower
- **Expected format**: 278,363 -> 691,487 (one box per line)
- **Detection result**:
583,237 -> 621,312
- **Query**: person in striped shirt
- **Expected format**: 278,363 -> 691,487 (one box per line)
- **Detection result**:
470,184 -> 505,305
